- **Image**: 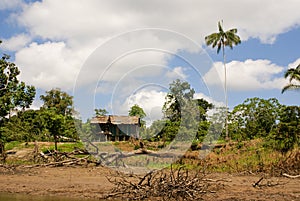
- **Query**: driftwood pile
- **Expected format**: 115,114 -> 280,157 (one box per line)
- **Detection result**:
105,166 -> 223,201
269,150 -> 300,177
24,142 -> 99,168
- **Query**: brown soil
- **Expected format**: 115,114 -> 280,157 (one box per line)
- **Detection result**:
0,166 -> 299,201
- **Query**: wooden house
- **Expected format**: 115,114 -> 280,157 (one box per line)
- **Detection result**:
90,115 -> 141,141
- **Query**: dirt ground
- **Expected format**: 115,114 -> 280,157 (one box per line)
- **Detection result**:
0,165 -> 299,201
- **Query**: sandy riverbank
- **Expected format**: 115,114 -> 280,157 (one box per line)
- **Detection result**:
0,165 -> 299,200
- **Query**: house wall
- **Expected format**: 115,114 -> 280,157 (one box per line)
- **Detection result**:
95,123 -> 139,142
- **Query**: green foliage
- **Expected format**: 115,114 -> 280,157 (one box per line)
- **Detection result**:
205,21 -> 241,54
266,106 -> 300,153
4,141 -> 22,151
41,142 -> 84,153
205,21 -> 241,139
40,88 -> 73,116
128,104 -> 146,127
77,118 -> 97,141
94,108 -> 108,116
228,97 -> 281,140
196,121 -> 210,142
0,88 -> 79,153
0,55 -> 35,118
142,119 -> 166,140
282,63 -> 300,93
0,41 -> 36,156
158,79 -> 213,143
163,79 -> 195,122
129,104 -> 146,118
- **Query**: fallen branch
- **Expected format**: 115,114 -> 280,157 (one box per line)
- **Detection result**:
96,149 -> 181,167
23,156 -> 90,168
252,177 -> 264,188
282,173 -> 300,179
105,165 -> 222,201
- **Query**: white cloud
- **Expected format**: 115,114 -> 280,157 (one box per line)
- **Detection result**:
194,93 -> 224,108
15,0 -> 300,44
116,89 -> 167,126
166,66 -> 187,80
204,59 -> 286,91
1,0 -> 299,120
288,58 -> 300,69
15,41 -> 85,90
115,90 -> 225,126
0,0 -> 23,10
1,34 -> 31,51
5,0 -> 299,92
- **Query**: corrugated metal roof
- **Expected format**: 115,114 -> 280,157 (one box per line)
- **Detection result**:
90,115 -> 140,125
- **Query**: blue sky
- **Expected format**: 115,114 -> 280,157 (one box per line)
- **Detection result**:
0,0 -> 299,123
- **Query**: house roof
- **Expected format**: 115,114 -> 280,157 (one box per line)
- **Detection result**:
90,116 -> 109,124
90,115 -> 140,125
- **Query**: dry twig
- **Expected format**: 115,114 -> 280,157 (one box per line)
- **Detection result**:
105,165 -> 223,201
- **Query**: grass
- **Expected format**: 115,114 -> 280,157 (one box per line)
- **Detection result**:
41,141 -> 84,153
5,141 -> 23,150
3,139 -> 298,175
5,140 -> 84,154
178,138 -> 298,174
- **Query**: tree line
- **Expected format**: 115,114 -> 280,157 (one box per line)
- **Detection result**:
1,22 -> 300,160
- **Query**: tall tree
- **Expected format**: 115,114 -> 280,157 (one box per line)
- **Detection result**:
282,63 -> 300,93
163,79 -> 195,122
267,105 -> 300,153
129,104 -> 146,127
38,109 -> 64,151
205,20 -> 241,140
129,104 -> 146,118
162,79 -> 199,142
40,88 -> 73,116
228,97 -> 281,140
40,89 -> 75,151
0,40 -> 36,158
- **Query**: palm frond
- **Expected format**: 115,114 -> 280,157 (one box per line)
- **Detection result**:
217,42 -> 222,54
281,84 -> 300,93
284,65 -> 300,82
205,21 -> 240,54
205,33 -> 220,46
218,21 -> 224,33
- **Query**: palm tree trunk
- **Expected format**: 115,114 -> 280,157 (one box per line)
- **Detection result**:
222,44 -> 229,141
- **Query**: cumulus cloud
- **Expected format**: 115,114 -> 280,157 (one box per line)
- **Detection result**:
2,0 -> 300,119
204,59 -> 287,91
15,41 -> 84,90
288,58 -> 300,69
14,0 -> 300,44
194,93 -> 224,108
113,90 -> 225,126
0,0 -> 23,10
166,66 -> 187,80
1,34 -> 31,51
116,89 -> 167,126
4,0 -> 299,92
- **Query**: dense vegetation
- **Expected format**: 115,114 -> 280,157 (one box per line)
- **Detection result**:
0,38 -> 299,165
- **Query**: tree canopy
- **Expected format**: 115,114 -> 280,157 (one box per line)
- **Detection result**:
0,40 -> 36,156
282,63 -> 300,93
0,45 -> 36,119
94,108 -> 108,116
163,79 -> 195,122
40,88 -> 73,116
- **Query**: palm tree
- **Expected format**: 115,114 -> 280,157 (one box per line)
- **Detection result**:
282,64 -> 300,93
205,20 -> 241,140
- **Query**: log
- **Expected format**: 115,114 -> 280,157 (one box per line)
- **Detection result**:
252,177 -> 264,187
282,173 -> 300,179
